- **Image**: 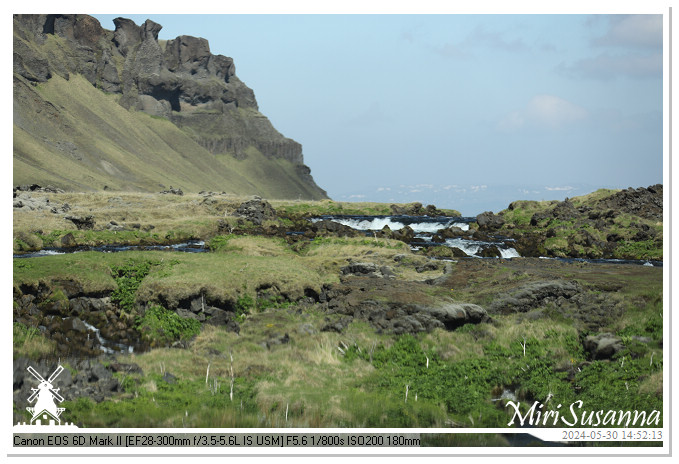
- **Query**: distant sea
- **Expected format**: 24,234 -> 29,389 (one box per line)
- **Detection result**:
331,183 -> 629,216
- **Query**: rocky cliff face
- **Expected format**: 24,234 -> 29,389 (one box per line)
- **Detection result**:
13,14 -> 327,198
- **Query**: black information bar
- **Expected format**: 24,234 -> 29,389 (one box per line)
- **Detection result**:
13,433 -> 422,448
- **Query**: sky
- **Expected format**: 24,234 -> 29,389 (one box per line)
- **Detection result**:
85,6 -> 665,213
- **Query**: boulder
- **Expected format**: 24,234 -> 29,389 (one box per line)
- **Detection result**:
340,262 -> 395,279
489,280 -> 580,314
60,233 -> 77,247
65,215 -> 95,230
311,219 -> 357,237
424,303 -> 489,329
234,197 -> 276,225
476,211 -> 505,230
479,245 -> 502,258
583,333 -> 625,360
321,316 -> 353,333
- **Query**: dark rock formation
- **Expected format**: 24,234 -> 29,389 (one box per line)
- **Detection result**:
583,333 -> 625,360
488,280 -> 580,314
234,197 -> 277,226
476,211 -> 505,230
340,262 -> 395,279
159,186 -> 183,195
596,185 -> 663,221
65,215 -> 95,230
310,220 -> 359,237
318,277 -> 489,335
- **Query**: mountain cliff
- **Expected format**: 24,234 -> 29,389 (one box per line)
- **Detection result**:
13,14 -> 328,199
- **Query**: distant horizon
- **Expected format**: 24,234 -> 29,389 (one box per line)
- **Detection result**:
329,181 -> 662,216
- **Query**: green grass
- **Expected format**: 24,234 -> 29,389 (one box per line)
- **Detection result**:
136,304 -> 202,347
13,322 -> 58,359
13,229 -> 663,430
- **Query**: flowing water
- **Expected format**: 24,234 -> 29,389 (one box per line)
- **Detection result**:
13,218 -> 661,267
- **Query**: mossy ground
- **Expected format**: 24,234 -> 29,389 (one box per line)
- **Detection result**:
497,189 -> 663,260
12,192 -> 664,436
14,244 -> 663,431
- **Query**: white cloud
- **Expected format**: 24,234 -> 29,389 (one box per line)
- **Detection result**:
593,15 -> 662,50
498,95 -> 588,132
545,186 -> 575,192
558,52 -> 662,81
559,15 -> 662,81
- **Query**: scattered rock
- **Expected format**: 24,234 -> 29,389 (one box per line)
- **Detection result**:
162,372 -> 177,384
479,245 -> 502,258
476,211 -> 505,230
488,280 -> 580,314
311,219 -> 357,237
416,261 -> 441,273
159,186 -> 183,195
261,333 -> 290,349
65,215 -> 95,230
321,316 -> 353,333
14,184 -> 64,194
234,197 -> 276,226
340,262 -> 395,279
423,303 -> 489,329
583,333 -> 625,360
106,221 -> 126,231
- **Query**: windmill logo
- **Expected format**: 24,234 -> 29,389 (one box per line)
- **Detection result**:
13,364 -> 78,430
25,365 -> 66,426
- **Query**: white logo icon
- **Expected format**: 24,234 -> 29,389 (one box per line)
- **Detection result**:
26,365 -> 66,425
14,365 -> 78,429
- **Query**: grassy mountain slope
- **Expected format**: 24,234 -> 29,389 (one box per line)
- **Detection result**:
13,74 -> 325,198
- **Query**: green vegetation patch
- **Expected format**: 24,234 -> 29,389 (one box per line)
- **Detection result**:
110,259 -> 158,312
135,304 -> 202,347
62,373 -> 259,428
343,324 -> 662,428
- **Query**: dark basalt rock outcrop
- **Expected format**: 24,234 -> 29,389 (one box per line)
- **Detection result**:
595,184 -> 663,221
340,262 -> 396,279
64,215 -> 96,230
318,276 -> 489,335
233,197 -> 277,226
488,280 -> 581,314
309,219 -> 359,238
498,185 -> 663,260
476,211 -> 505,230
13,282 -> 242,358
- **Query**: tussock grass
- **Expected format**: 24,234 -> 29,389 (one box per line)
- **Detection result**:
13,322 -> 58,359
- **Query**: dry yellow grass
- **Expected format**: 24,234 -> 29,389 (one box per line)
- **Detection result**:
638,370 -> 663,397
13,191 -> 249,239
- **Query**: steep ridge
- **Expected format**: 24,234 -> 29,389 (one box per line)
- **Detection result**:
13,14 -> 328,199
